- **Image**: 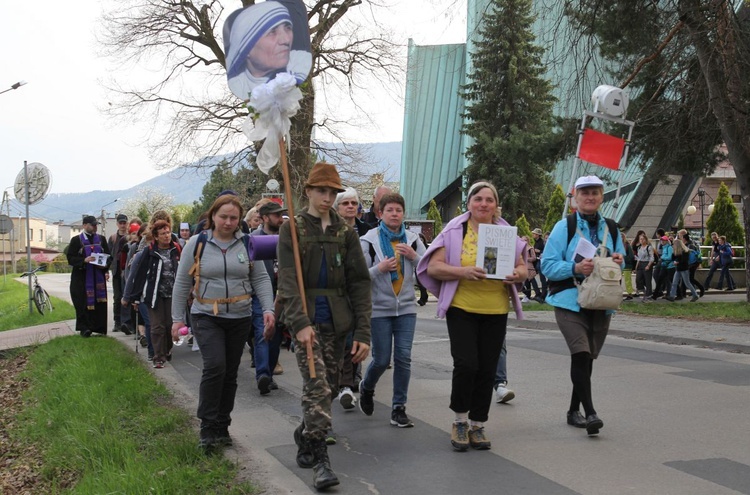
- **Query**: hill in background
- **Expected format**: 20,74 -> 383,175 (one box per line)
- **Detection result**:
19,142 -> 401,223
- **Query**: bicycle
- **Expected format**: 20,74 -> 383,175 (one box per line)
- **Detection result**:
21,267 -> 54,315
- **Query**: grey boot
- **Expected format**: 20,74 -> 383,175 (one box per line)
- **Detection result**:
294,422 -> 314,468
311,439 -> 340,490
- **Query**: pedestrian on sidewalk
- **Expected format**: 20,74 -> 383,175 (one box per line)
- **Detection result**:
67,215 -> 111,337
716,236 -> 736,291
417,181 -> 527,452
124,220 -> 182,368
634,233 -> 654,302
276,163 -> 371,490
170,194 -> 275,453
541,175 -> 625,437
667,238 -> 699,302
359,192 -> 426,428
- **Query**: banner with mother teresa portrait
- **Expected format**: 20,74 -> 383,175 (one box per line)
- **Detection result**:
224,0 -> 312,100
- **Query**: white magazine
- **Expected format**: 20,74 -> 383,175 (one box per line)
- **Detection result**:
476,224 -> 517,280
89,252 -> 110,267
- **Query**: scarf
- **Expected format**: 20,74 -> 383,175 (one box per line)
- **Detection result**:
378,223 -> 407,282
80,233 -> 107,310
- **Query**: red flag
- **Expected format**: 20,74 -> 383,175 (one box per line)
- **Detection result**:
578,129 -> 626,170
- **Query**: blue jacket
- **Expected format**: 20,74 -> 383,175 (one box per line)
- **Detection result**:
660,243 -> 674,270
541,212 -> 625,312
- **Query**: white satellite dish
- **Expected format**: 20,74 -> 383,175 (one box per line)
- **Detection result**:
14,162 -> 51,206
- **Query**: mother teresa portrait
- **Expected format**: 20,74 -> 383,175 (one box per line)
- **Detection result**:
224,0 -> 313,100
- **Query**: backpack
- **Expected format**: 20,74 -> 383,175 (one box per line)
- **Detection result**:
688,245 -> 702,266
577,248 -> 623,310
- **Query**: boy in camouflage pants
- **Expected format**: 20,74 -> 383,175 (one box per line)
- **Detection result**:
277,163 -> 371,490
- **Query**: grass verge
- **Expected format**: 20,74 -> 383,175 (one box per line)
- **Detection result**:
520,298 -> 750,322
3,336 -> 256,494
0,276 -> 75,332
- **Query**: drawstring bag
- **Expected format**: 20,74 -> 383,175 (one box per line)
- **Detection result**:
576,224 -> 623,310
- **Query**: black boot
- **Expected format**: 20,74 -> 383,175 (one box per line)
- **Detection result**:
311,439 -> 340,490
294,422 -> 315,468
199,426 -> 218,454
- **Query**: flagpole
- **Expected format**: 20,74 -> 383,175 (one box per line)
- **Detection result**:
612,124 -> 634,214
278,138 -> 316,379
563,115 -> 588,219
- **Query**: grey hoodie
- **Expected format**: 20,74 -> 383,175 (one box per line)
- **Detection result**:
360,227 -> 426,318
171,229 -> 274,321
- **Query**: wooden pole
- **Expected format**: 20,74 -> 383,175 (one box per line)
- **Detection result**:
278,139 -> 316,379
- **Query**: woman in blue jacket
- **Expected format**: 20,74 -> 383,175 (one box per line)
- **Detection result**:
541,176 -> 625,436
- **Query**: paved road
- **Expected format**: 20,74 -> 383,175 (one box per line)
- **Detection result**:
3,274 -> 750,494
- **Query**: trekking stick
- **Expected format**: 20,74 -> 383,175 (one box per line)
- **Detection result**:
279,138 -> 316,379
134,305 -> 139,354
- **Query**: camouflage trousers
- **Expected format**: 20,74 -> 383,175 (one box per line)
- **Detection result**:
294,322 -> 348,441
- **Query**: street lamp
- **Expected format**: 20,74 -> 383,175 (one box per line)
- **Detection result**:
99,198 -> 120,237
0,80 -> 27,95
686,187 -> 714,243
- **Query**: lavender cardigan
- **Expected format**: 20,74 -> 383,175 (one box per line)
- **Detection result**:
416,212 -> 527,320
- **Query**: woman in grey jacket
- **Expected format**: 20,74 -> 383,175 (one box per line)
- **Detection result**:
171,194 -> 275,453
358,193 -> 426,428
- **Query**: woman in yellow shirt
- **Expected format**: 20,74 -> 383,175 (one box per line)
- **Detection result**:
417,182 -> 527,452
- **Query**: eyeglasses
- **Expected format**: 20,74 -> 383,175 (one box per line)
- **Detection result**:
339,201 -> 358,206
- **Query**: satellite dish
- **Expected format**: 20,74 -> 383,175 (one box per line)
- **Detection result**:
0,214 -> 13,235
14,162 -> 51,206
266,179 -> 280,192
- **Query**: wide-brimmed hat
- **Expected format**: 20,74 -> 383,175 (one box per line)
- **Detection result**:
531,228 -> 543,235
82,215 -> 98,225
305,162 -> 345,192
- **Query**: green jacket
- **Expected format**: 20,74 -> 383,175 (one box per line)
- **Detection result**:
277,209 -> 372,344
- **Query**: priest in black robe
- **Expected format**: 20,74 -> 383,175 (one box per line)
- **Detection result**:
67,215 -> 111,336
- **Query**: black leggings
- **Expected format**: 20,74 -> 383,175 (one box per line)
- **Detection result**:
569,352 -> 595,416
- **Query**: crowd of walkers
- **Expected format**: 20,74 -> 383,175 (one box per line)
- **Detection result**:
67,164 -> 738,491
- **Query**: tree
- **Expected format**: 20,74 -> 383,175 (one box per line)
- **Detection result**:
426,199 -> 443,235
564,0 -> 750,299
543,184 -> 567,234
515,214 -> 532,241
187,161 -> 269,222
100,0 -> 402,200
121,186 -> 175,221
461,0 -> 564,225
706,182 -> 745,245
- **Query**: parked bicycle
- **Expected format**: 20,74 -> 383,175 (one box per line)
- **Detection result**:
21,267 -> 54,315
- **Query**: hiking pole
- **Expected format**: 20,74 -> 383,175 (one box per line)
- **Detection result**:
134,304 -> 139,354
279,138 -> 316,379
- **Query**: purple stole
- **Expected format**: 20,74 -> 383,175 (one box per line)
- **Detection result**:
80,233 -> 107,309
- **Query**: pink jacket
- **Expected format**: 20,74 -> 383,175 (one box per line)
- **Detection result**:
416,212 -> 527,319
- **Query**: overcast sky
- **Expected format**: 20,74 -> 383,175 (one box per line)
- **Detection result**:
1,0 -> 466,197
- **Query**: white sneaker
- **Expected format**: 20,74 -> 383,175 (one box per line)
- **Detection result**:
495,382 -> 515,403
191,341 -> 200,352
520,296 -> 530,303
338,387 -> 357,411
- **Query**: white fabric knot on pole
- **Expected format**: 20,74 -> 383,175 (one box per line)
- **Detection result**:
243,72 -> 303,174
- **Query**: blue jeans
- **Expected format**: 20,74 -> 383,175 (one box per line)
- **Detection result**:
670,270 -> 697,298
718,264 -> 735,290
252,296 -> 282,382
361,314 -> 417,407
494,340 -> 508,386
